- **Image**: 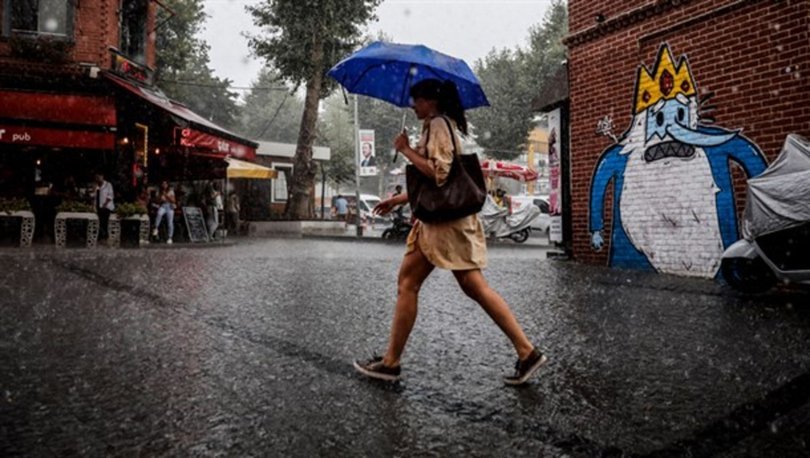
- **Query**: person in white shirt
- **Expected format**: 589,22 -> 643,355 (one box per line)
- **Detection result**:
94,173 -> 114,241
207,182 -> 224,239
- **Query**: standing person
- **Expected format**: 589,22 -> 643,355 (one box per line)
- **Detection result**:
333,195 -> 349,222
353,79 -> 546,386
207,182 -> 223,239
94,173 -> 114,241
152,181 -> 176,244
227,191 -> 241,234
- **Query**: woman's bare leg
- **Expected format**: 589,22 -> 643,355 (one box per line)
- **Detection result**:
382,247 -> 435,367
453,269 -> 535,360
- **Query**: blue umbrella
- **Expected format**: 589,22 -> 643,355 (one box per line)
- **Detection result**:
327,41 -> 489,110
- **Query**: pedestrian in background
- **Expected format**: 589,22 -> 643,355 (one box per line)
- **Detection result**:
94,173 -> 114,241
333,195 -> 349,222
354,79 -> 547,386
227,192 -> 241,234
207,182 -> 223,239
152,181 -> 176,244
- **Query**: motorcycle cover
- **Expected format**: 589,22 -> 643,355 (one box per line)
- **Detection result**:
743,134 -> 810,239
479,195 -> 540,238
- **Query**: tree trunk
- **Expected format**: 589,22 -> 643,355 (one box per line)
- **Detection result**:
284,37 -> 324,220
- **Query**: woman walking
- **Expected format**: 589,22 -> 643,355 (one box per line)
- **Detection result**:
353,79 -> 547,386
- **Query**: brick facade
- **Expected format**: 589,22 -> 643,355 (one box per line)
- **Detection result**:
0,0 -> 156,77
565,0 -> 810,276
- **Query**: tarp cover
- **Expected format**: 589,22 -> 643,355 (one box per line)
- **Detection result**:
743,134 -> 810,239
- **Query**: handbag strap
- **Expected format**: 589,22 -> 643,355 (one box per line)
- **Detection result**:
424,115 -> 458,158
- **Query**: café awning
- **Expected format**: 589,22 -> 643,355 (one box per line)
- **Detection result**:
225,157 -> 278,179
0,89 -> 116,149
103,72 -> 258,160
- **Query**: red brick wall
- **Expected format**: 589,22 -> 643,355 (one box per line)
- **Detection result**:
0,0 -> 157,72
566,0 -> 810,269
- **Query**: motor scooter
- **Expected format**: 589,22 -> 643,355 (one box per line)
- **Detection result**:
382,214 -> 413,241
721,134 -> 810,293
479,195 -> 540,244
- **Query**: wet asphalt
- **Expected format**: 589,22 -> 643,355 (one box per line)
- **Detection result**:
1,238 -> 810,457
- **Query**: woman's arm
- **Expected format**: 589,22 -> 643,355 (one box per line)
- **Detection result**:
373,192 -> 408,216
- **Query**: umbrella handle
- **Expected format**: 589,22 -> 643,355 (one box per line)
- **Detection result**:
393,111 -> 407,164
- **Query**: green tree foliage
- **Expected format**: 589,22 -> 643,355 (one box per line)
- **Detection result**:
467,0 -> 568,160
239,67 -> 304,143
247,0 -> 382,219
154,0 -> 239,129
317,94 -> 355,188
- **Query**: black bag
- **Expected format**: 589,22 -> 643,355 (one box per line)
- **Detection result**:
406,117 -> 486,222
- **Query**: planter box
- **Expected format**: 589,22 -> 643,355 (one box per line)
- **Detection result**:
247,220 -> 348,237
109,215 -> 150,248
55,212 -> 99,248
0,211 -> 35,247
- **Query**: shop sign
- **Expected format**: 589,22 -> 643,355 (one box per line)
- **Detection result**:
0,124 -> 114,149
111,53 -> 154,85
176,127 -> 255,159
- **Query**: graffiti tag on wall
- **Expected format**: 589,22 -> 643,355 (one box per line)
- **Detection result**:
588,44 -> 768,277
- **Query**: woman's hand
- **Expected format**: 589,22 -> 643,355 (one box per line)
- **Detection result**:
393,130 -> 410,152
373,198 -> 397,216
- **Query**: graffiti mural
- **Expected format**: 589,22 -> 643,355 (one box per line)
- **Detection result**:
589,44 -> 768,277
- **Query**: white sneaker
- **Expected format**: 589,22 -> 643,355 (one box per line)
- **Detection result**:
152,229 -> 158,237
166,239 -> 173,245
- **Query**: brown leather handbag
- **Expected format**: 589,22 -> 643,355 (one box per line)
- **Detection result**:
406,117 -> 486,223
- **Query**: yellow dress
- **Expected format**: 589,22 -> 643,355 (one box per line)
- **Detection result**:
405,116 -> 487,270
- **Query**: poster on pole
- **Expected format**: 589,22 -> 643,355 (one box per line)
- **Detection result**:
547,108 -> 563,243
358,129 -> 378,177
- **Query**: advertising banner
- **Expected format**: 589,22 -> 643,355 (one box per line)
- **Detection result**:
359,129 -> 377,177
548,108 -> 563,243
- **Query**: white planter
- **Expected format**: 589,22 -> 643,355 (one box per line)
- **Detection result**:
108,214 -> 150,248
0,210 -> 35,247
55,212 -> 99,248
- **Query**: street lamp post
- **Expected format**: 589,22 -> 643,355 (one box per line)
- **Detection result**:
353,94 -> 362,237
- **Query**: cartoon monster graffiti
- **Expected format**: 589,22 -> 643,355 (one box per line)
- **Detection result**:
589,44 -> 768,277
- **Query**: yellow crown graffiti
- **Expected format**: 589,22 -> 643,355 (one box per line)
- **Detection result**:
634,45 -> 697,114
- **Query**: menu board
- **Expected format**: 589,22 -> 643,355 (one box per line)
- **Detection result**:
182,207 -> 209,243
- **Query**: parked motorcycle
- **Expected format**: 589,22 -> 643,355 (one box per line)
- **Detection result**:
721,134 -> 810,293
382,215 -> 413,241
479,195 -> 540,244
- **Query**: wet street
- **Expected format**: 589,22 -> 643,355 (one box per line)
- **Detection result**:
2,239 -> 810,456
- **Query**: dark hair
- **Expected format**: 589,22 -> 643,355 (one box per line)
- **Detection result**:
409,79 -> 468,136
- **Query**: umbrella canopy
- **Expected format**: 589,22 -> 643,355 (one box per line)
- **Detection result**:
225,157 -> 278,180
481,160 -> 539,182
327,41 -> 489,110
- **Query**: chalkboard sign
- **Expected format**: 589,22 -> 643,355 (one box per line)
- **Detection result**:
183,206 -> 210,243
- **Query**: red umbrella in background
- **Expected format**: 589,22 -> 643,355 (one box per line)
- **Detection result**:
480,160 -> 539,182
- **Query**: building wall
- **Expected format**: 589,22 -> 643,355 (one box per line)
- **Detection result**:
566,0 -> 810,276
0,0 -> 157,74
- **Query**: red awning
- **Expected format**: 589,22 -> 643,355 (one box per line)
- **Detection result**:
0,90 -> 116,149
103,72 -> 258,160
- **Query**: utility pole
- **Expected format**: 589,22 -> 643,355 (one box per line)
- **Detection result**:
353,94 -> 362,237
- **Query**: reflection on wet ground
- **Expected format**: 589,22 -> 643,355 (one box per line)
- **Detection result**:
1,239 -> 809,456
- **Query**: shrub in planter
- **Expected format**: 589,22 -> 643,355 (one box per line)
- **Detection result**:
0,198 -> 32,247
116,203 -> 148,248
56,201 -> 95,214
0,198 -> 32,214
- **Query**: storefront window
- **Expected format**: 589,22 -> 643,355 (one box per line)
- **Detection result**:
6,0 -> 71,36
272,164 -> 292,202
120,0 -> 148,63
